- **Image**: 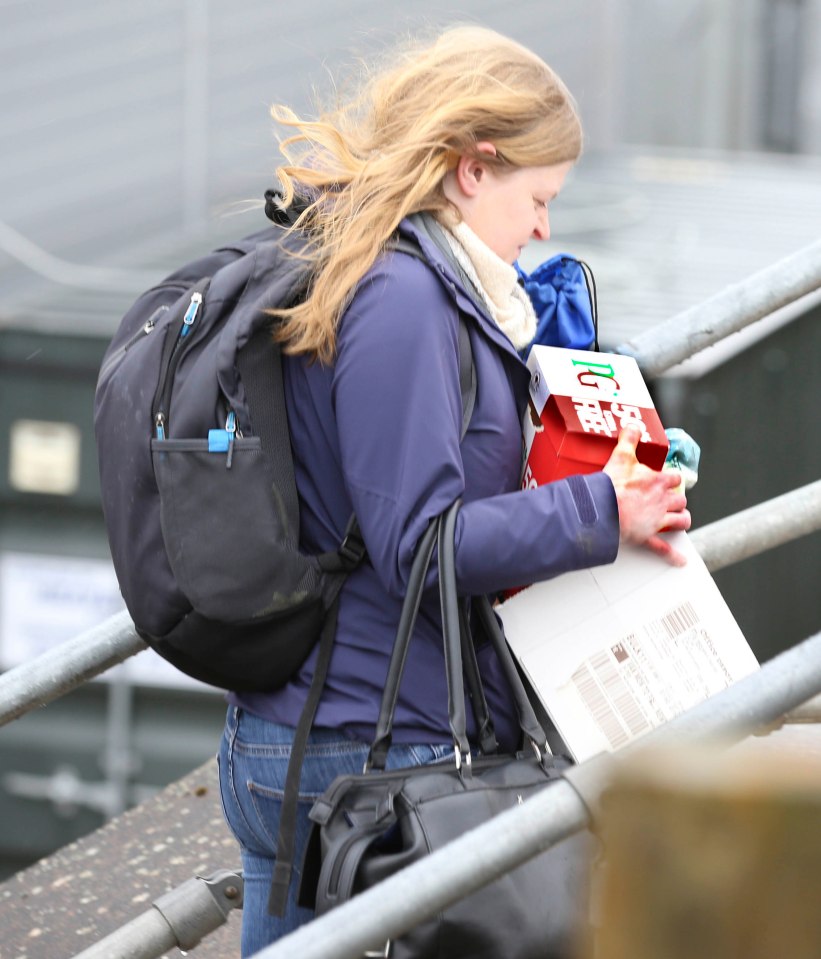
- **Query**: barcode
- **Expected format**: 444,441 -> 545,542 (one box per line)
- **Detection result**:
571,660 -> 629,750
661,601 -> 698,638
597,649 -> 652,739
571,648 -> 652,751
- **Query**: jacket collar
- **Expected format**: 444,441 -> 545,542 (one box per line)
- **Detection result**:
397,216 -> 529,372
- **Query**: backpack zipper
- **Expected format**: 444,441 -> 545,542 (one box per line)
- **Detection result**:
98,311 -> 161,383
179,291 -> 202,338
206,410 -> 240,467
153,290 -> 204,439
225,410 -> 236,468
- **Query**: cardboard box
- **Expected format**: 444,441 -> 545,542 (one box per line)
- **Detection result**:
497,532 -> 759,763
522,346 -> 669,487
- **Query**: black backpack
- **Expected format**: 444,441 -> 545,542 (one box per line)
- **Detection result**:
94,199 -> 476,694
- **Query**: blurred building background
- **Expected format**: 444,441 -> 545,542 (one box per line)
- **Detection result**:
1,0 -> 820,877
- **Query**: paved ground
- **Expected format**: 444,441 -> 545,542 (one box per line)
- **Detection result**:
0,759 -> 241,958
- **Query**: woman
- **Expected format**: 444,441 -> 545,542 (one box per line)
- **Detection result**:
218,25 -> 690,954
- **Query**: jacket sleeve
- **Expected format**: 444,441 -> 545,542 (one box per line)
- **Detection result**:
331,255 -> 620,599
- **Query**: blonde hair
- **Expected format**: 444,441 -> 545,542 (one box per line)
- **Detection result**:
272,25 -> 582,362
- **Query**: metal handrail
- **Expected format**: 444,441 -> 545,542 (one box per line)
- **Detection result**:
71,870 -> 243,959
0,610 -> 145,727
617,238 -> 821,376
2,481 -> 819,728
689,478 -> 821,572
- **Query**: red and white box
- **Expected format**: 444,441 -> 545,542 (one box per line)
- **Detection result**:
522,345 -> 669,488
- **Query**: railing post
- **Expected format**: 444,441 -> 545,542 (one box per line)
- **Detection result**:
71,870 -> 243,959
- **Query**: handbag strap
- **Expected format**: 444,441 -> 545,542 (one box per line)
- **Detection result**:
368,501 -> 549,773
459,599 -> 498,755
473,593 -> 549,752
369,516 -> 439,770
438,502 -> 472,768
369,514 -> 457,770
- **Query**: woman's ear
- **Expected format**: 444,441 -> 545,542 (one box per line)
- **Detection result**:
453,142 -> 497,198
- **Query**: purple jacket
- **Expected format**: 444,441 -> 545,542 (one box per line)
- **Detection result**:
231,218 -> 620,750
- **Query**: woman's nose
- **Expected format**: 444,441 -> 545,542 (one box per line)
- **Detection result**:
533,208 -> 550,241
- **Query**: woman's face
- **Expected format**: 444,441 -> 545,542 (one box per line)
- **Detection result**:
445,150 -> 573,264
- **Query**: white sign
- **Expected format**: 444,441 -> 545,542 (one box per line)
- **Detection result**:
498,532 -> 759,762
8,419 -> 82,495
0,551 -> 211,690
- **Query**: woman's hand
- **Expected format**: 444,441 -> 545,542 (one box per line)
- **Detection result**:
603,424 -> 692,566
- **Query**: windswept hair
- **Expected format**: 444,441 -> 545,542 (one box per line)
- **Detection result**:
272,25 -> 583,362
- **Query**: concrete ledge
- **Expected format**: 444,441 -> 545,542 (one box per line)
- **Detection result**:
0,759 -> 240,958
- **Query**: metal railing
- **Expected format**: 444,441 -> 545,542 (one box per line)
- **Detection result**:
0,236 -> 819,958
2,478 -> 820,734
689,478 -> 821,572
73,870 -> 243,959
0,475 -> 816,739
616,237 -> 821,376
255,628 -> 821,959
0,610 -> 145,729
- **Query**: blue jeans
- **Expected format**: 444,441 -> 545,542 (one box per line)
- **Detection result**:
218,706 -> 454,957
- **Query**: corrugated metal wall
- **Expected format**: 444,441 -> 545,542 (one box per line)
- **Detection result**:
2,0 -> 819,302
2,2 -> 189,259
0,0 -> 613,291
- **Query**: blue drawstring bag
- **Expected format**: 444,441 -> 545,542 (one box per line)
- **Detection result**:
519,257 -> 704,485
516,255 -> 598,355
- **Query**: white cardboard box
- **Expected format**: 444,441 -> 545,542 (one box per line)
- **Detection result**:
497,532 -> 759,762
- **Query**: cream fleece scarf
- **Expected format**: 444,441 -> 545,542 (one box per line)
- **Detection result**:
439,219 -> 537,351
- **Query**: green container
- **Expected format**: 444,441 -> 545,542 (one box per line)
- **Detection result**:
0,322 -> 224,879
0,326 -> 109,556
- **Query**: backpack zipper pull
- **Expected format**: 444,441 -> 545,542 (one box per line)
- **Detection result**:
155,412 -> 166,440
180,292 -> 202,338
225,411 -> 236,469
207,410 -> 238,465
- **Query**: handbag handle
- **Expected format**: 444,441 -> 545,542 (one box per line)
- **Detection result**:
459,601 -> 499,756
368,510 -> 469,771
368,501 -> 550,772
438,502 -> 472,769
440,505 -> 550,765
370,505 -> 480,770
472,593 -> 549,754
368,515 -> 440,772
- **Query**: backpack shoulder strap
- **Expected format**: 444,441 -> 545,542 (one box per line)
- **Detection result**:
456,314 -> 477,441
389,226 -> 476,440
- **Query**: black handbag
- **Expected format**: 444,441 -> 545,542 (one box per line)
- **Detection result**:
299,502 -> 597,959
